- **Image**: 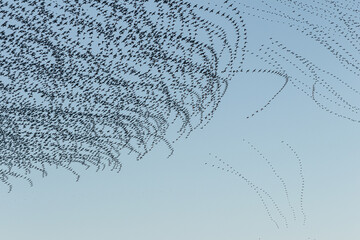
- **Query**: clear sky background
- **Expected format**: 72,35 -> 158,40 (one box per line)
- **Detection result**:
1,1 -> 360,240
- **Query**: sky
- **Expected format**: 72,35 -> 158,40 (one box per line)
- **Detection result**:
1,0 -> 360,240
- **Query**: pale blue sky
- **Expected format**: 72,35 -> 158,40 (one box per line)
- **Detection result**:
1,1 -> 360,240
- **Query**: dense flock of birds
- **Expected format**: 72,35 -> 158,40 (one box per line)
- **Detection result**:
1,1 -> 357,240
0,0 -> 359,205
0,0 -> 246,191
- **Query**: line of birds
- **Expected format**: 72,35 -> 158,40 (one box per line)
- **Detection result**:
205,140 -> 307,230
206,152 -> 282,229
281,140 -> 306,226
231,0 -> 360,121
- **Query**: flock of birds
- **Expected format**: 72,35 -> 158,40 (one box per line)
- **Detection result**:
236,0 -> 360,119
206,140 -> 306,230
1,1 -> 358,239
0,0 -> 246,191
0,8 -> 358,240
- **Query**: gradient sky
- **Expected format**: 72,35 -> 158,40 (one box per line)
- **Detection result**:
1,1 -> 360,240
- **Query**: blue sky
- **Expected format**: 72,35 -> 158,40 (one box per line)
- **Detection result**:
1,1 -> 360,239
